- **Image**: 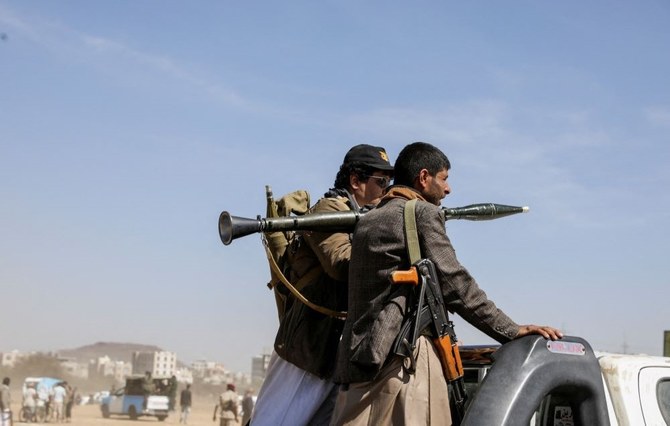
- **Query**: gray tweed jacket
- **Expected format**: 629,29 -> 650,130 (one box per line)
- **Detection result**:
333,187 -> 519,384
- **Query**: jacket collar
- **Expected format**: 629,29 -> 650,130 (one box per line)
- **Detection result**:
378,185 -> 426,208
325,187 -> 360,212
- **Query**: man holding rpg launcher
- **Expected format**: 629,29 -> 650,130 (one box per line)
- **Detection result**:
251,144 -> 394,425
331,142 -> 562,425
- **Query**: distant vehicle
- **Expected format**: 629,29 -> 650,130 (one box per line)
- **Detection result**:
100,376 -> 169,421
21,377 -> 63,423
22,376 -> 62,395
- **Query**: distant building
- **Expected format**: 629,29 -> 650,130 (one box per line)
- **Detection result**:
89,356 -> 132,382
233,371 -> 252,388
0,350 -> 26,368
132,351 -> 177,378
174,367 -> 193,384
58,357 -> 89,379
190,360 -> 226,378
191,359 -> 212,378
251,351 -> 272,390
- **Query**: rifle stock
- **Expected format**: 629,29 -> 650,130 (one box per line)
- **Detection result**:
435,334 -> 464,381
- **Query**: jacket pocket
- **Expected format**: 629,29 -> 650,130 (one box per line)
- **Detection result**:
349,300 -> 405,376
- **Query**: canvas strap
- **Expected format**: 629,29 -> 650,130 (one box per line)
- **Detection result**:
404,199 -> 422,263
262,237 -> 347,320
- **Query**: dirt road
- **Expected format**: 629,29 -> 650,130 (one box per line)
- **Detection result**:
12,401 -> 241,426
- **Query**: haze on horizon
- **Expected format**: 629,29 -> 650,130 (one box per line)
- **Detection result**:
1,1 -> 669,373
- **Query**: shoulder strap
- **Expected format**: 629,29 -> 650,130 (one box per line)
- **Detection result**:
263,188 -> 348,320
404,199 -> 421,263
262,238 -> 347,319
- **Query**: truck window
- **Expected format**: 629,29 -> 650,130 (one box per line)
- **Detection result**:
658,379 -> 670,424
125,379 -> 144,396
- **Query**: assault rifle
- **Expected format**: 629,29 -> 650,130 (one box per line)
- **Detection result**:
219,203 -> 528,245
391,259 -> 467,424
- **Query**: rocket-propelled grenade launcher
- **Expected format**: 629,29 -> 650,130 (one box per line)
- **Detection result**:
219,203 -> 529,246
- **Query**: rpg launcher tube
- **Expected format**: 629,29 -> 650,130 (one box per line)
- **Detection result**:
219,210 -> 361,246
219,203 -> 529,246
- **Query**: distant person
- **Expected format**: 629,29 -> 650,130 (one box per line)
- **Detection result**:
37,383 -> 50,415
51,381 -> 67,423
213,383 -> 238,426
179,383 -> 192,424
142,371 -> 154,409
159,379 -> 169,395
0,377 -> 11,426
241,389 -> 254,426
142,371 -> 154,393
65,383 -> 76,422
22,382 -> 37,422
168,375 -> 178,411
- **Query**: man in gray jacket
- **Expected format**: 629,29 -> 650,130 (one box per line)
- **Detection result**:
331,142 -> 562,425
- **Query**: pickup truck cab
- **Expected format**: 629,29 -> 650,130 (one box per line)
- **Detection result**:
100,376 -> 169,421
598,352 -> 670,425
458,335 -> 670,425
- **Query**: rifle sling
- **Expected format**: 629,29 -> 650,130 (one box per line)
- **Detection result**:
262,237 -> 347,320
404,199 -> 421,264
400,201 -> 456,358
392,199 -> 426,362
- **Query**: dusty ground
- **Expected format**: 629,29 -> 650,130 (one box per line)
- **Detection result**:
11,400 -> 242,426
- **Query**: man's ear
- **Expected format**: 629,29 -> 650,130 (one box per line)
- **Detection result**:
349,173 -> 362,190
415,168 -> 430,190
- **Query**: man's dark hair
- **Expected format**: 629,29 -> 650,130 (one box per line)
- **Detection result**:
2,377 -> 9,385
333,162 -> 378,190
393,142 -> 451,186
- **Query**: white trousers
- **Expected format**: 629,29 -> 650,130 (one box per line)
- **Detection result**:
251,351 -> 337,426
0,409 -> 10,426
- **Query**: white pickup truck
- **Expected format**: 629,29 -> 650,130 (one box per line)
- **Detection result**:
598,351 -> 670,425
457,335 -> 670,425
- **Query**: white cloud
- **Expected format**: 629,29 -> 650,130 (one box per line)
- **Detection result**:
0,4 -> 255,111
79,35 -> 258,111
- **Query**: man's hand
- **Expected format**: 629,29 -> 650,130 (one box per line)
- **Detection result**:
517,324 -> 563,340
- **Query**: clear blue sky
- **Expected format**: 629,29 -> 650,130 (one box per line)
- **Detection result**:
1,1 -> 668,374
